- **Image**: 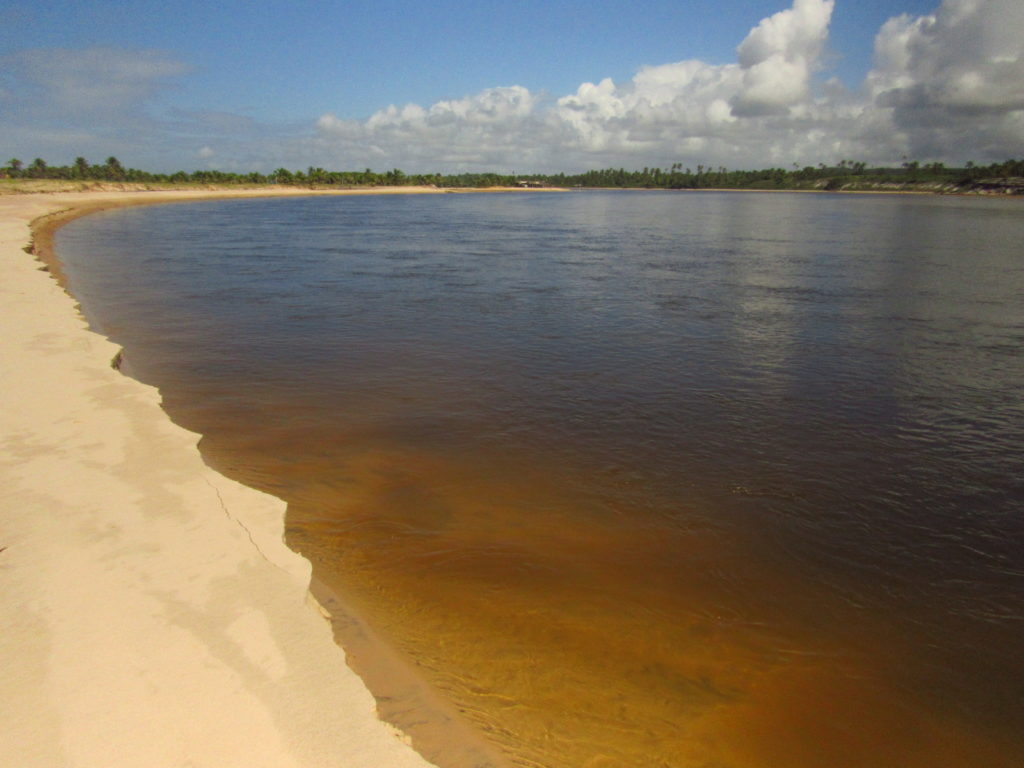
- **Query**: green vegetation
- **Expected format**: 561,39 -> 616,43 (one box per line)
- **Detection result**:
537,159 -> 1024,192
2,156 -> 1022,193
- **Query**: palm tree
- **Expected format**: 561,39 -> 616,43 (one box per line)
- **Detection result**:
74,157 -> 90,179
28,158 -> 48,178
105,156 -> 125,181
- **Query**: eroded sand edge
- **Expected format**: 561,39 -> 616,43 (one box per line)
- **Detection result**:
0,189 -> 451,768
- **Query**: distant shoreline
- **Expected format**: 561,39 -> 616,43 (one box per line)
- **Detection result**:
6,177 -> 1021,201
565,183 -> 1024,196
0,179 -> 567,196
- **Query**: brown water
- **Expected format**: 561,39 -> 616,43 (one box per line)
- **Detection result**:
57,191 -> 1024,767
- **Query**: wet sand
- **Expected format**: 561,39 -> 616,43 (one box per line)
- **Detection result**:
0,188 -> 455,768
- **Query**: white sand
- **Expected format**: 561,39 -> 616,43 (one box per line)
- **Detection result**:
0,190 -> 443,768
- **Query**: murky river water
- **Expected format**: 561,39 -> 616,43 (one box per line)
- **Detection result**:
58,191 -> 1024,767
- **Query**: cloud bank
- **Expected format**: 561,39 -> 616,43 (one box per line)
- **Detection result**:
866,0 -> 1024,159
2,0 -> 1021,171
313,0 -> 1023,171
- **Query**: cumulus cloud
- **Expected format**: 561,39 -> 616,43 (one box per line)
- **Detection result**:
869,0 -> 1024,112
552,61 -> 742,155
865,0 -> 1024,159
309,0 -> 1023,172
732,0 -> 834,116
317,86 -> 551,168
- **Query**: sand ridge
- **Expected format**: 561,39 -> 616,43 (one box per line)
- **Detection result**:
0,189 -> 448,768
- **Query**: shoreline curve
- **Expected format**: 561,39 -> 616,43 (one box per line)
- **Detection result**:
0,188 -> 497,768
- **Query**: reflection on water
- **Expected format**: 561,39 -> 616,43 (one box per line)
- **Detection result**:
58,192 -> 1024,767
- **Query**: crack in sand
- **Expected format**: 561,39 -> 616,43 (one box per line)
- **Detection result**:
202,477 -> 284,573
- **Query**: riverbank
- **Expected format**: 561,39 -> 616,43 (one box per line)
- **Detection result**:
0,189 -> 455,768
0,179 -> 569,196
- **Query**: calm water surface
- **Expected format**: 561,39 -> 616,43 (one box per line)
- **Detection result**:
58,191 -> 1024,768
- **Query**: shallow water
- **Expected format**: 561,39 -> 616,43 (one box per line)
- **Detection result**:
58,191 -> 1024,767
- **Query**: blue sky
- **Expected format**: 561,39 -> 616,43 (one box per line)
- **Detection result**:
1,0 -> 1021,172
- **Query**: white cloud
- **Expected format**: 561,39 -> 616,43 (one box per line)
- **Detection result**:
732,0 -> 834,116
317,86 -> 551,168
553,60 -> 743,154
863,0 -> 1024,158
869,0 -> 1024,109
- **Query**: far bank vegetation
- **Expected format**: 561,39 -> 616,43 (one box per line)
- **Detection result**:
2,155 -> 1022,195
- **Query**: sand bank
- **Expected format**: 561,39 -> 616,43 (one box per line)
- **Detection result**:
0,189 -> 448,768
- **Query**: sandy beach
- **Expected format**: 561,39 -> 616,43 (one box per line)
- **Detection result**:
0,188 -> 451,768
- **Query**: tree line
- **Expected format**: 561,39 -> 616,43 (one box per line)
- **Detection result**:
0,156 -> 501,187
3,155 -> 1022,190
539,159 -> 1024,190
